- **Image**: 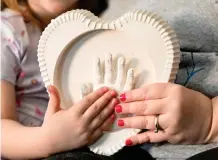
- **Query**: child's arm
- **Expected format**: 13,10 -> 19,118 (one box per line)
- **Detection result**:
1,80 -> 50,159
1,81 -> 117,159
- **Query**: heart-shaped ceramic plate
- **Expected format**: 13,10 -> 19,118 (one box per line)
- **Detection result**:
37,9 -> 180,156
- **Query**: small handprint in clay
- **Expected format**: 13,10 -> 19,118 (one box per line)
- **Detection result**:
81,53 -> 135,131
81,53 -> 135,98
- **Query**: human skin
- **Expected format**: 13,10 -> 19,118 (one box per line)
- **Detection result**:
1,1 -> 116,159
115,83 -> 218,146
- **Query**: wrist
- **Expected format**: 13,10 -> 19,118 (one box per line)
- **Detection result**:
208,97 -> 218,143
39,126 -> 55,157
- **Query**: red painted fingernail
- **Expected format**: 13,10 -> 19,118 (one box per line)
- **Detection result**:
119,93 -> 126,102
117,120 -> 124,126
125,139 -> 133,146
115,105 -> 122,113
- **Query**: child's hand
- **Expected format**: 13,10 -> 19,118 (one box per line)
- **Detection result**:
42,85 -> 118,155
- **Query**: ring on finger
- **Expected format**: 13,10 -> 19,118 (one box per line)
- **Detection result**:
154,115 -> 162,133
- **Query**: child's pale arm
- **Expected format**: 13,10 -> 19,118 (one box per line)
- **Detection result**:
1,80 -> 50,159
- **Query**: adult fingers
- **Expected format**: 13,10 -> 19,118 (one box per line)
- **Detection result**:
117,115 -> 168,130
119,83 -> 173,102
125,131 -> 167,146
115,99 -> 166,115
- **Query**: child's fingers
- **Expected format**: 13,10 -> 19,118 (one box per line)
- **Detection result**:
87,128 -> 102,145
44,85 -> 61,120
88,113 -> 116,145
100,114 -> 116,131
83,90 -> 116,122
89,98 -> 118,130
74,87 -> 109,114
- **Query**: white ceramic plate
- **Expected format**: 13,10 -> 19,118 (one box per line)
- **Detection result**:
37,9 -> 180,156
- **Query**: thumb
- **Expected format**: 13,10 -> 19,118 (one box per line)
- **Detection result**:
44,85 -> 61,120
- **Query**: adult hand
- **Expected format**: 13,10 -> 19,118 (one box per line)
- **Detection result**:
115,83 -> 214,146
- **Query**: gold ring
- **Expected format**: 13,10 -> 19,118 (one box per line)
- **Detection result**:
154,115 -> 161,133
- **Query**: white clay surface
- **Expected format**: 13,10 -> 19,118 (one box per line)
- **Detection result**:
53,29 -> 158,107
80,53 -> 140,155
81,53 -> 135,97
38,9 -> 181,156
81,53 -> 135,130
